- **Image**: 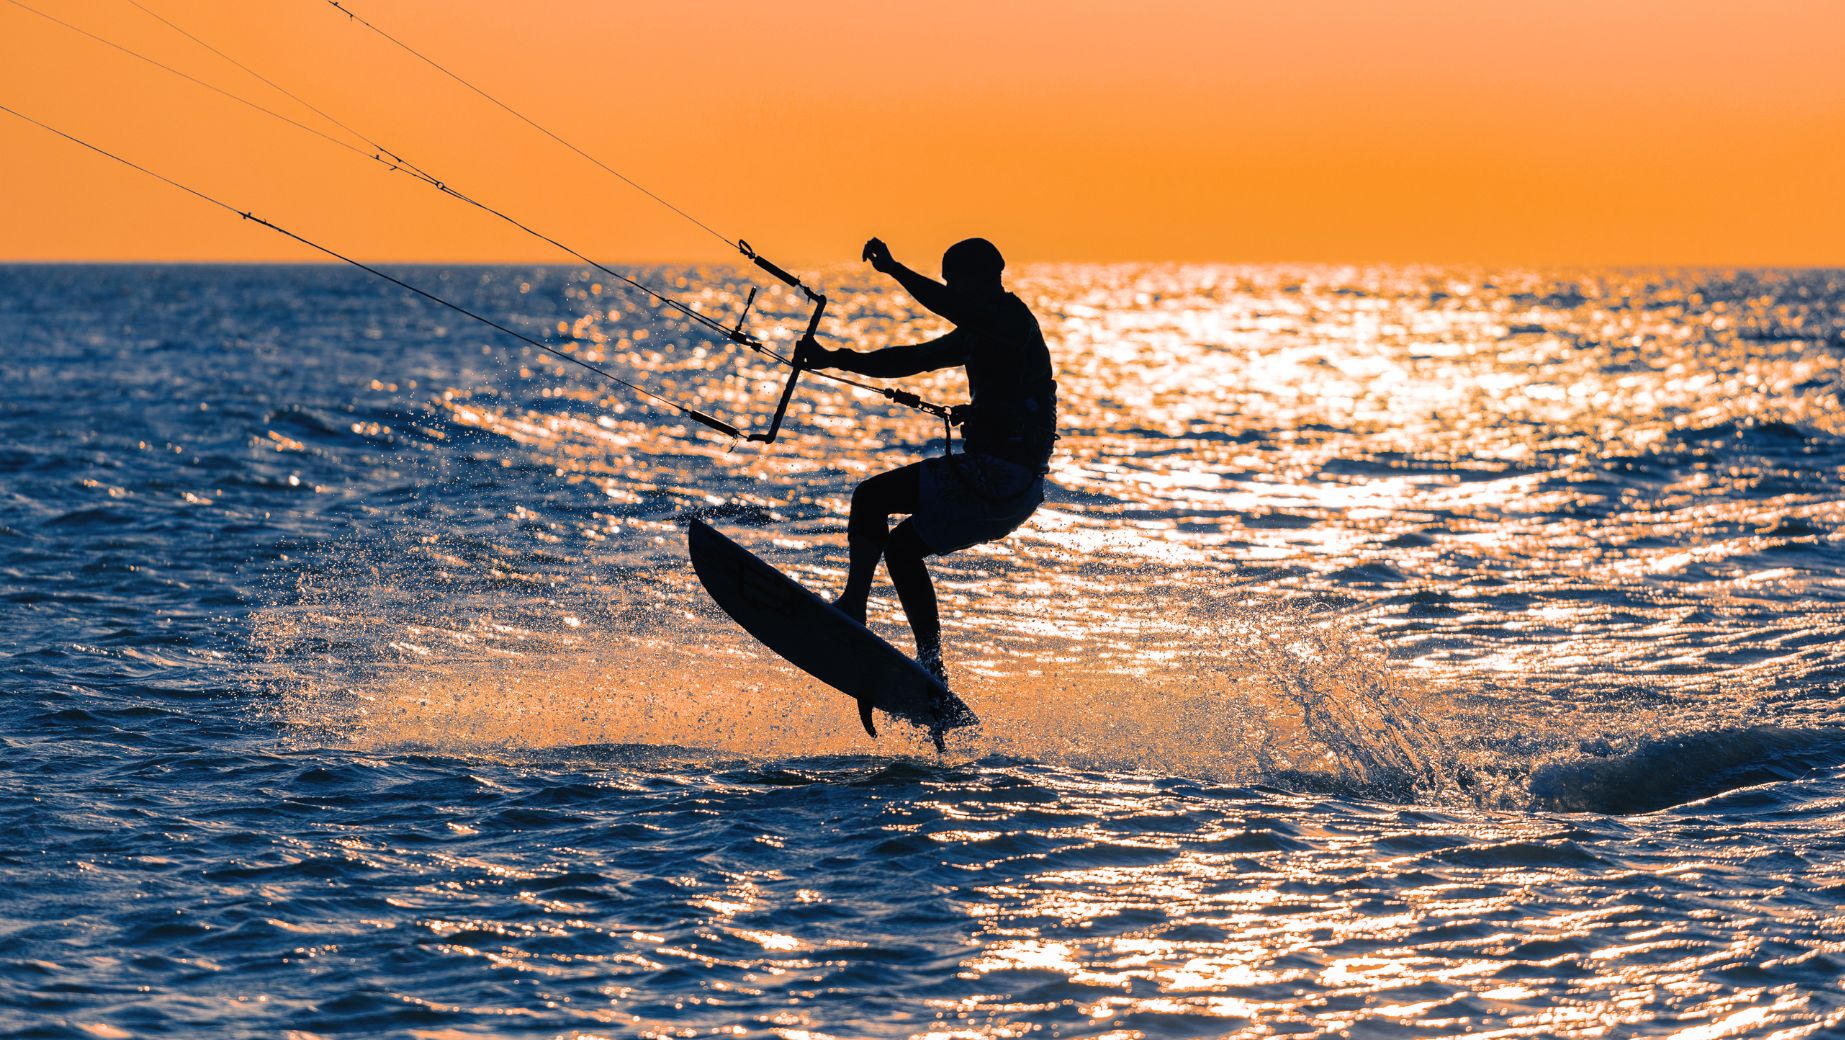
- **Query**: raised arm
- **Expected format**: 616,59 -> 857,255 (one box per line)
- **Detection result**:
863,237 -> 971,325
802,329 -> 970,379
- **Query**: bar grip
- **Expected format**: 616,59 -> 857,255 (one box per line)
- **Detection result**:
682,408 -> 743,439
750,253 -> 798,286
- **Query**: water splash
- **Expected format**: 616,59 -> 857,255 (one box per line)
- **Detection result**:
254,522 -> 1471,800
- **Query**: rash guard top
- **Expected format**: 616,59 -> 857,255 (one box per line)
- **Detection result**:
825,291 -> 1057,468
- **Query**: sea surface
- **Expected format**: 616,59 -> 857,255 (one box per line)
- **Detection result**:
3,261 -> 1844,1038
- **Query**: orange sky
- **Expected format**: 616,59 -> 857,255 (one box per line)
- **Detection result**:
2,0 -> 1841,266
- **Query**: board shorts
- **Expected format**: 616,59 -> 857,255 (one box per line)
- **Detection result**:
912,452 -> 1045,555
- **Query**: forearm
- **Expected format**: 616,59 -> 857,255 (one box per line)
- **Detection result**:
885,262 -> 963,322
809,331 -> 965,379
814,344 -> 943,379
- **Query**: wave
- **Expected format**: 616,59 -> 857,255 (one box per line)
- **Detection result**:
1527,726 -> 1845,814
1587,417 -> 1841,488
1665,417 -> 1827,447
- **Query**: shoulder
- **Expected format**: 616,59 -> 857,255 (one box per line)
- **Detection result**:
962,292 -> 1039,333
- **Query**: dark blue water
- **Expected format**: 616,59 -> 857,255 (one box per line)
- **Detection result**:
4,263 -> 1844,1037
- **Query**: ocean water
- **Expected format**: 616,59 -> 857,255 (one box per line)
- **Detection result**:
2,261 -> 1843,1038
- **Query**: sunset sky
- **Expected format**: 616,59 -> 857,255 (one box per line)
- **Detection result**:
2,0 -> 1841,266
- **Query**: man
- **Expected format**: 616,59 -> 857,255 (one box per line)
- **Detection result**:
798,236 -> 1057,691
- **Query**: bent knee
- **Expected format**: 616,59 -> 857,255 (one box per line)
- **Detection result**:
885,522 -> 935,563
849,480 -> 880,513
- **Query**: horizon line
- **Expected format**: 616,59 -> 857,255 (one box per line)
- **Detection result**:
4,257 -> 1842,273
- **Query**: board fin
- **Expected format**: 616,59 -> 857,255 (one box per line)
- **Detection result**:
858,698 -> 877,738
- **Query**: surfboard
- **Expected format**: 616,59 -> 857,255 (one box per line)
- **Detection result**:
686,518 -> 979,747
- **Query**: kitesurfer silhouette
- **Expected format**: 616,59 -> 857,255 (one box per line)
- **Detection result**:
798,237 -> 1057,693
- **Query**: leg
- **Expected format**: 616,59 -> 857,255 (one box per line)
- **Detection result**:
835,463 -> 924,624
888,518 -> 954,747
883,520 -> 941,658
